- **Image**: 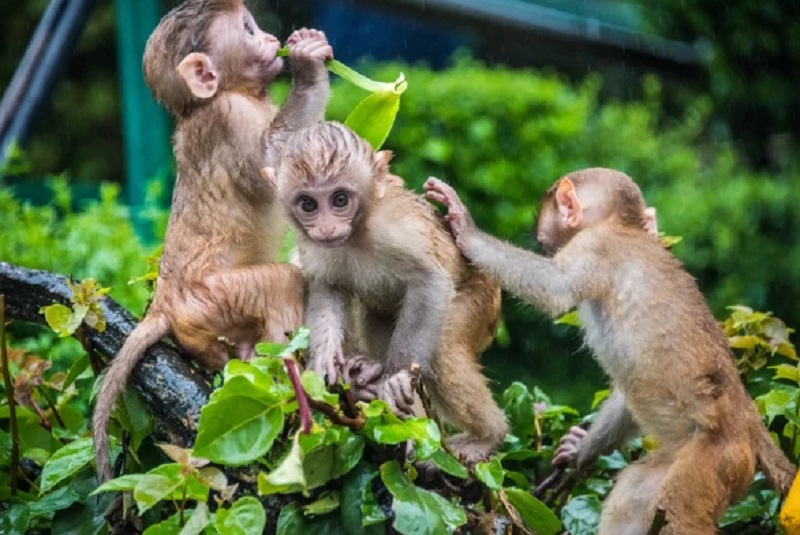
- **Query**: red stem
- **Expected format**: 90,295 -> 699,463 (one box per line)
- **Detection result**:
284,358 -> 311,434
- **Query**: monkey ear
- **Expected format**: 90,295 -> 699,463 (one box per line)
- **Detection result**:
374,150 -> 393,174
177,52 -> 219,99
643,207 -> 658,236
555,178 -> 583,228
261,167 -> 277,189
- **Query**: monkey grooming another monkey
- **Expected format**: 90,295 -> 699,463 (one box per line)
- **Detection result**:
93,0 -> 333,483
425,170 -> 795,534
264,121 -> 508,463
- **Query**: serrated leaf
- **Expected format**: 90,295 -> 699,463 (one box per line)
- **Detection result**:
561,494 -> 602,535
381,460 -> 466,535
215,497 -> 266,535
429,450 -> 468,479
504,488 -> 562,535
39,437 -> 95,492
475,458 -> 504,490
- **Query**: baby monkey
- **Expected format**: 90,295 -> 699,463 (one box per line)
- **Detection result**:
425,170 -> 795,534
265,121 -> 508,463
93,0 -> 332,482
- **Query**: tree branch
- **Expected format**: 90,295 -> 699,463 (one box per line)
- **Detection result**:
0,262 -> 212,447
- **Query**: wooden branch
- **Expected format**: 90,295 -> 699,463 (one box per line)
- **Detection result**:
647,506 -> 668,535
0,262 -> 212,447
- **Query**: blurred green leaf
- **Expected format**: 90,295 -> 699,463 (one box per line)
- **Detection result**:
504,488 -> 562,535
561,495 -> 602,535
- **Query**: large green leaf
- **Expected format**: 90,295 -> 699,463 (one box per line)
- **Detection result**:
504,488 -> 562,535
215,497 -> 266,535
340,462 -> 387,534
561,495 -> 602,535
194,392 -> 285,465
380,460 -> 466,535
277,503 -> 347,535
344,90 -> 402,150
475,458 -> 504,491
28,486 -> 81,520
39,437 -> 95,492
429,450 -> 468,479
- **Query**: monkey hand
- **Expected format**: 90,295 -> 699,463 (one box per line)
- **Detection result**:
342,354 -> 383,402
552,426 -> 589,468
377,369 -> 415,417
307,348 -> 346,386
424,177 -> 477,244
285,28 -> 333,81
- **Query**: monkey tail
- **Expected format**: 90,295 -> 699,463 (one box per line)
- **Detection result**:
750,417 -> 796,495
92,314 -> 170,483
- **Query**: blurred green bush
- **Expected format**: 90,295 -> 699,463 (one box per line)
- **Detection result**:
4,57 -> 800,405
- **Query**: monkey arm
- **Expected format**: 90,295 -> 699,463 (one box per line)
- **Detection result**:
574,389 -> 638,472
458,230 -> 584,316
385,271 -> 454,374
306,282 -> 347,384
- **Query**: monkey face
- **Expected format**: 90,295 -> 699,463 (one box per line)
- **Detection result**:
208,6 -> 283,93
290,187 -> 361,247
536,200 -> 578,255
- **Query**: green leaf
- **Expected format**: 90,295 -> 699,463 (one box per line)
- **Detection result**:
0,503 -> 31,535
115,387 -> 154,451
345,90 -> 401,150
756,389 -> 794,424
277,503 -> 347,535
215,497 -> 266,535
28,485 -> 81,519
429,450 -> 468,479
368,416 -> 440,460
475,458 -> 504,490
303,429 -> 364,490
591,389 -> 610,410
133,473 -> 183,514
340,462 -> 387,534
554,310 -> 582,327
561,495 -> 602,535
502,382 -> 535,441
63,354 -> 90,389
259,432 -> 306,494
142,508 -> 211,535
504,488 -> 562,535
596,450 -> 628,470
302,369 -> 339,405
381,460 -> 467,535
305,491 -> 341,516
194,393 -> 284,465
92,473 -> 149,494
40,303 -> 84,337
39,437 -> 95,492
773,364 -> 800,385
720,495 -> 767,526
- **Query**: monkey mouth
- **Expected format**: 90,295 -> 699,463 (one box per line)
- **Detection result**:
262,56 -> 284,79
314,235 -> 350,248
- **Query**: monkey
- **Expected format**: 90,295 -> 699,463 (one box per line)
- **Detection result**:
262,121 -> 509,463
92,0 -> 333,483
424,169 -> 796,534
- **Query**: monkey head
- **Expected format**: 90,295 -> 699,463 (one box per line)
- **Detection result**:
536,168 -> 647,255
264,122 -> 393,247
144,0 -> 282,117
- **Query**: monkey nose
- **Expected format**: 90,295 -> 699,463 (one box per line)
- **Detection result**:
321,227 -> 334,238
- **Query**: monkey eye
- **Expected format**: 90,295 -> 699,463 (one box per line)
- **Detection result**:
244,20 -> 255,36
331,192 -> 349,209
299,197 -> 318,213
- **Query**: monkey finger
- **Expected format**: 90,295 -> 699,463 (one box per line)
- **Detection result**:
425,190 -> 450,206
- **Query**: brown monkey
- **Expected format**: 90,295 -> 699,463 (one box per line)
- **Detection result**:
425,170 -> 795,534
92,0 -> 333,483
264,121 -> 508,462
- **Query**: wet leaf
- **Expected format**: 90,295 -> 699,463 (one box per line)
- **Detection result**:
429,450 -> 468,479
475,458 -> 504,490
504,488 -> 562,535
305,491 -> 341,516
215,497 -> 266,535
39,437 -> 95,492
561,495 -> 602,535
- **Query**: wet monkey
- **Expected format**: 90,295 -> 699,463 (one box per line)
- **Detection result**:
425,169 -> 795,534
92,0 -> 333,482
265,121 -> 508,463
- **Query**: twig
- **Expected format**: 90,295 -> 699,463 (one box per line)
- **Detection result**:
532,467 -> 566,499
647,507 -> 668,535
0,295 -> 19,496
497,488 -> 534,535
29,396 -> 52,432
39,386 -> 67,429
410,363 -> 460,461
307,397 -> 365,429
284,357 -> 311,434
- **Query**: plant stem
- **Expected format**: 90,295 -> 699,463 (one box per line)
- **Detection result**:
1,295 -> 19,496
284,358 -> 311,434
39,386 -> 66,429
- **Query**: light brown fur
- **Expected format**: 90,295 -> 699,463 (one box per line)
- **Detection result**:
269,122 -> 508,463
92,0 -> 332,483
425,169 -> 796,534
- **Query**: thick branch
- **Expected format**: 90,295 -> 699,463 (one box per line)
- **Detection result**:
0,262 -> 212,447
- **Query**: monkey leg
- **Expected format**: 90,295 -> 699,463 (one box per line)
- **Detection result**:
426,343 -> 508,464
650,434 -> 755,535
598,451 -> 673,535
173,264 -> 304,368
